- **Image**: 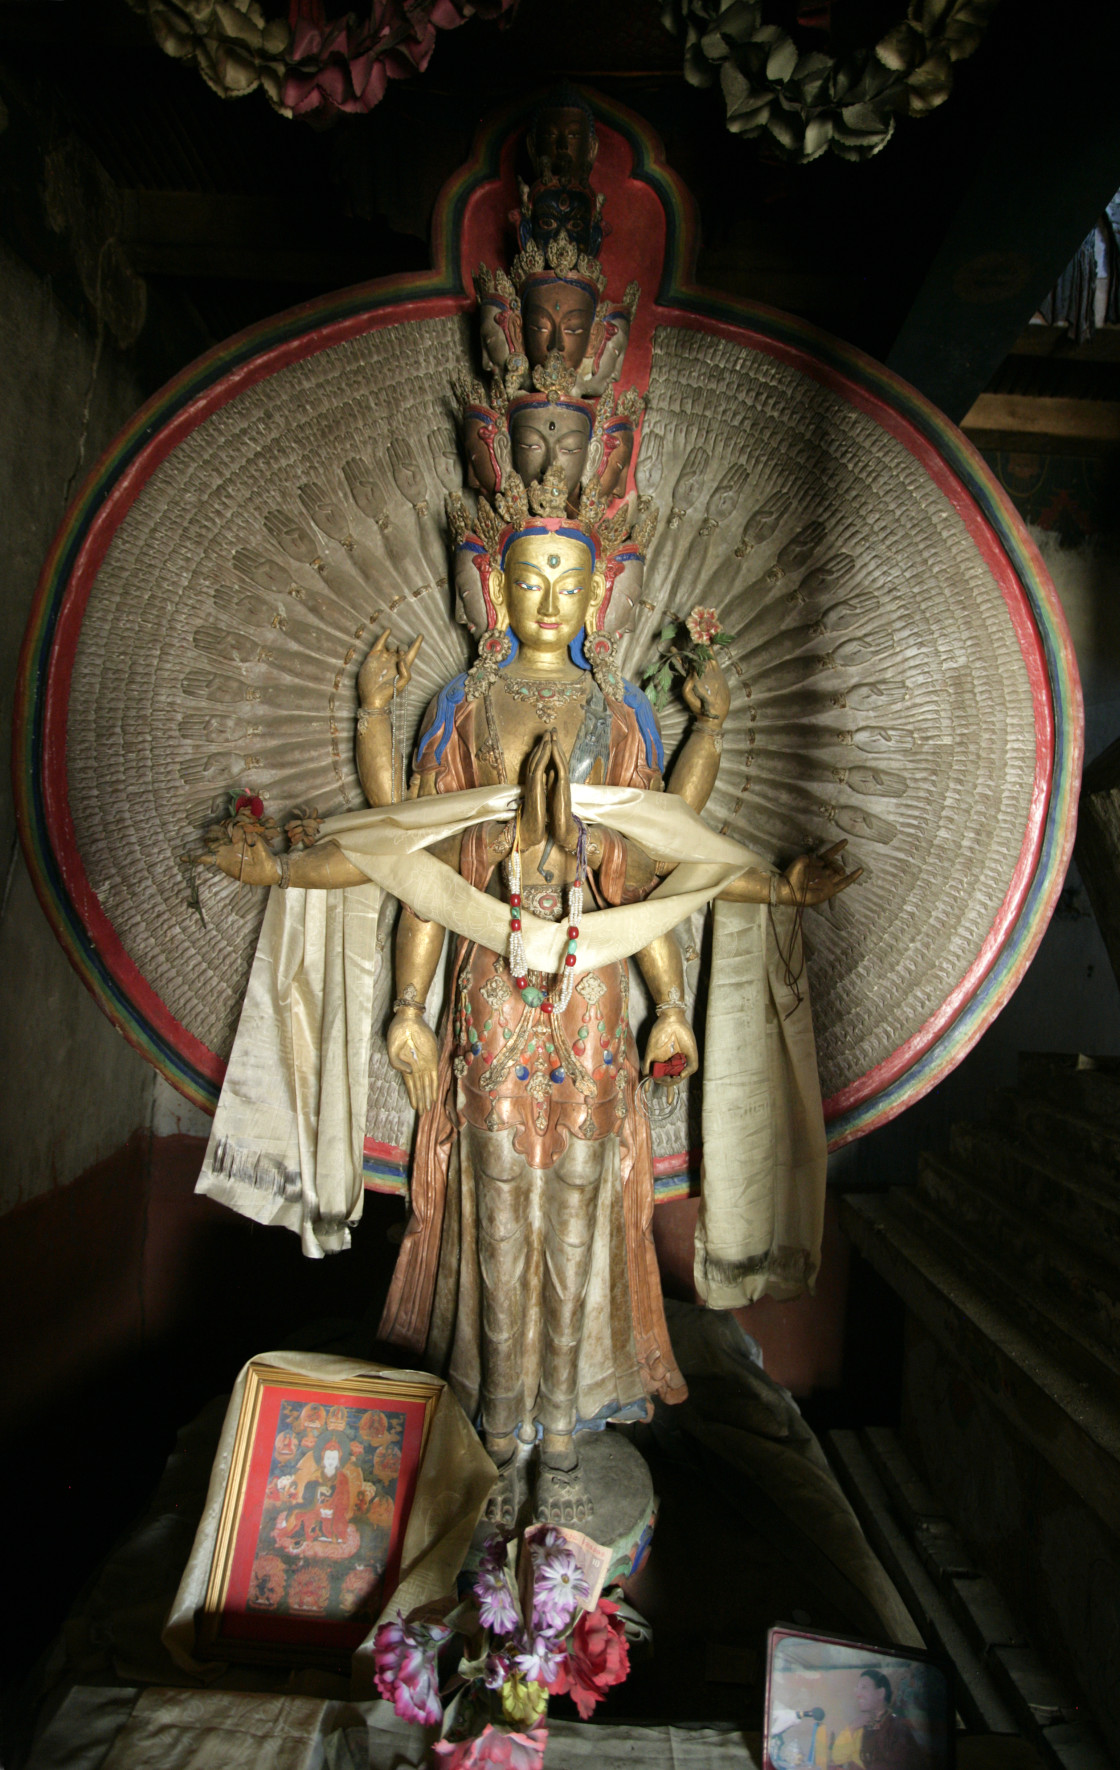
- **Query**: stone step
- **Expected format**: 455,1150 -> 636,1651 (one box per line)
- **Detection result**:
1016,1053 -> 1120,1129
851,1433 -> 1109,1770
915,1153 -> 1120,1370
948,1121 -> 1120,1273
825,1430 -> 1018,1735
839,1193 -> 1120,1537
890,1181 -> 1120,1415
987,1086 -> 1120,1176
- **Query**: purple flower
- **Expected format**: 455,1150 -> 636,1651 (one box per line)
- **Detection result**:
372,1613 -> 447,1726
475,1564 -> 519,1636
513,1633 -> 563,1686
532,1544 -> 588,1630
477,1526 -> 513,1573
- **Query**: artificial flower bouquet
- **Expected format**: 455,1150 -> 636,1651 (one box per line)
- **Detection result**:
641,604 -> 732,711
373,1524 -> 633,1766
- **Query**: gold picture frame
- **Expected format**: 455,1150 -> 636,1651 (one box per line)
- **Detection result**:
198,1360 -> 442,1668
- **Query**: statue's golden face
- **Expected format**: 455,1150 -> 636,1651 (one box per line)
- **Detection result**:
494,533 -> 603,654
523,279 -> 596,369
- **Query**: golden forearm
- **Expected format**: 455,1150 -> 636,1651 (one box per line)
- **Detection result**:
635,930 -> 686,1011
278,840 -> 372,889
666,721 -> 724,814
394,903 -> 447,1010
718,868 -> 794,904
356,706 -> 401,807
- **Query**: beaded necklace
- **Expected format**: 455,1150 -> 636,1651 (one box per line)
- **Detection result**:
507,811 -> 586,1014
500,674 -> 588,725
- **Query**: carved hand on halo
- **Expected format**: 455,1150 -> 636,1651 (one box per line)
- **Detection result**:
387,1009 -> 439,1113
682,654 -> 730,727
357,630 -> 423,711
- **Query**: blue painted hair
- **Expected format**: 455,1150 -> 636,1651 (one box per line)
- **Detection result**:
418,634 -> 520,765
569,627 -> 664,773
420,625 -> 663,776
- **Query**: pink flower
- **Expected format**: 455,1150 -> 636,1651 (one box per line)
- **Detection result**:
372,1613 -> 447,1726
483,1651 -> 512,1689
431,1722 -> 547,1770
548,1598 -> 630,1720
685,605 -> 721,646
475,1564 -> 519,1636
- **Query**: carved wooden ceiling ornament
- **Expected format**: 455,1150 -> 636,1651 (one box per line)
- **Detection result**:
15,90 -> 1081,1164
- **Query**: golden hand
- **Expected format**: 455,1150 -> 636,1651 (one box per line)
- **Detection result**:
642,1005 -> 699,1109
681,654 -> 730,726
357,629 -> 423,711
204,831 -> 279,887
386,1008 -> 439,1113
548,730 -> 580,853
520,733 -> 552,850
780,840 -> 862,906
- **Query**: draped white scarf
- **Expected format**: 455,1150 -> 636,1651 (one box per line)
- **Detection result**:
196,785 -> 827,1304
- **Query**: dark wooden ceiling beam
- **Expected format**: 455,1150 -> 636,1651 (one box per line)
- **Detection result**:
886,6 -> 1120,424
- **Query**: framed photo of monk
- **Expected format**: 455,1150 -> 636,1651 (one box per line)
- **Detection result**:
764,1627 -> 953,1770
198,1361 -> 442,1667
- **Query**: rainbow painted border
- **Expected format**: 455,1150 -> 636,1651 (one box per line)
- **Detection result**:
12,91 -> 1082,1152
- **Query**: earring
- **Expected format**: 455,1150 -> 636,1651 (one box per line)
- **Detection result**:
581,627 -> 623,700
465,628 -> 516,699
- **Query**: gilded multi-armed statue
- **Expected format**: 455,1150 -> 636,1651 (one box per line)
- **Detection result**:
204,89 -> 855,1530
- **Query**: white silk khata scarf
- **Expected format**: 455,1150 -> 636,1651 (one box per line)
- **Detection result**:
196,784 -> 827,1305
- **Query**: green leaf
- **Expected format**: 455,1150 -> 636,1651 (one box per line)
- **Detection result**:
714,632 -> 732,646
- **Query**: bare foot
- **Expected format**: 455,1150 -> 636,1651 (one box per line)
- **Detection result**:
533,1462 -> 594,1526
485,1456 -> 522,1528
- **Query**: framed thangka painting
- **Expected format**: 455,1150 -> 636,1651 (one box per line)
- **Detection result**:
200,1361 -> 441,1665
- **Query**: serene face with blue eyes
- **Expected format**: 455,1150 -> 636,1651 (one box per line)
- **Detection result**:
494,532 -> 604,659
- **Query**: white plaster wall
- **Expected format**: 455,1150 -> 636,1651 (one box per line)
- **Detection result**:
0,241 -> 188,1214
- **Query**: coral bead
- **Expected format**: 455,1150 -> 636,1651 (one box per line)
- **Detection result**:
510,894 -> 521,907
509,917 -> 521,931
541,1001 -> 553,1015
567,926 -> 579,939
565,954 -> 576,967
573,1040 -> 586,1056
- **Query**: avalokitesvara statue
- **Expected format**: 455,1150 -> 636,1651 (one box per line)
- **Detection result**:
23,87 -> 1077,1550
200,88 -> 855,1528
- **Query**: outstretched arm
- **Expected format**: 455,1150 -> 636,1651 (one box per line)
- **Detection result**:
719,842 -> 861,906
204,834 -> 372,889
